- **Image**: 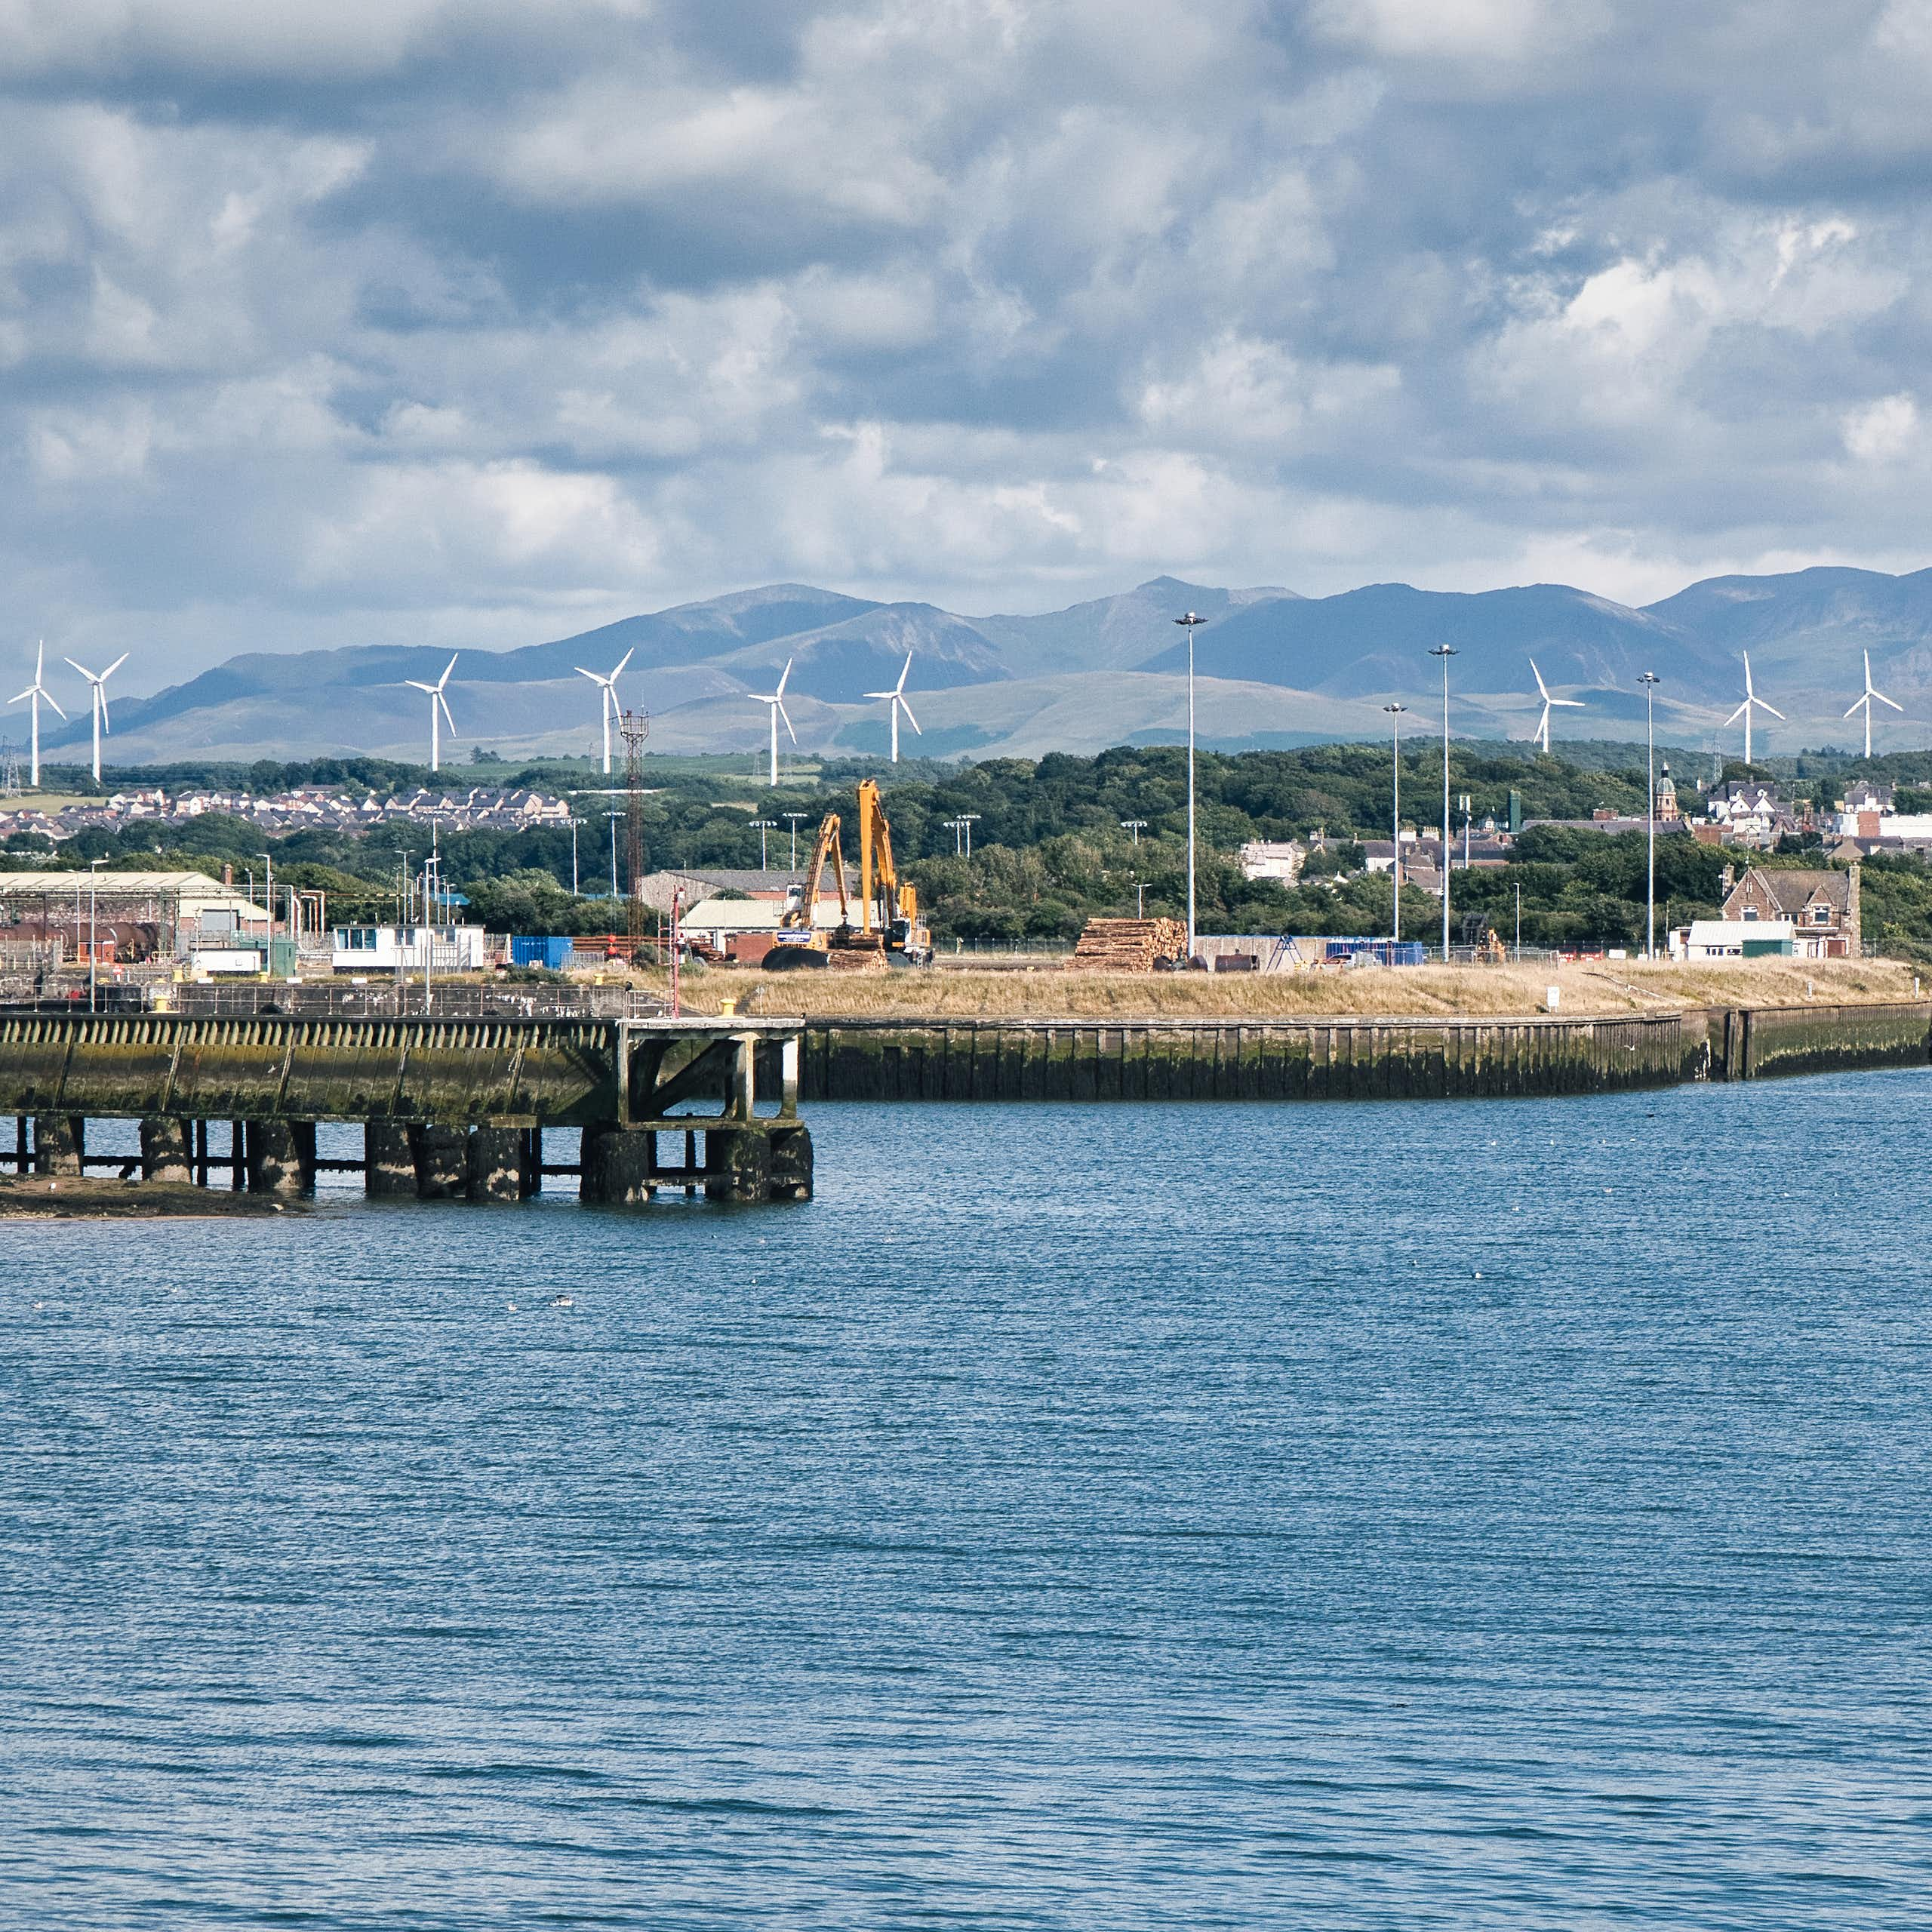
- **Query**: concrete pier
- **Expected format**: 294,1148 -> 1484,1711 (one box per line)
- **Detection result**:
0,1011 -> 814,1206
466,1125 -> 534,1203
245,1120 -> 315,1196
33,1115 -> 82,1175
365,1121 -> 417,1198
140,1116 -> 192,1182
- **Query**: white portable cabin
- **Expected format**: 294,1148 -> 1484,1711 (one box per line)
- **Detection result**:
331,924 -> 489,974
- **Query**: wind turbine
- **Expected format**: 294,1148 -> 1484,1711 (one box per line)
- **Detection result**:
1844,650 -> 1903,759
9,642 -> 65,787
1527,657 -> 1583,753
575,646 -> 634,775
752,658 -> 795,786
404,655 -> 458,773
63,651 -> 128,783
863,652 -> 921,763
1722,651 -> 1783,765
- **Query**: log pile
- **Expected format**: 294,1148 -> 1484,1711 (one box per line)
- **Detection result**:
1066,916 -> 1188,972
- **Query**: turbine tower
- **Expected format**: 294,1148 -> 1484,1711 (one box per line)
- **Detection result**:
575,646 -> 634,775
63,651 -> 128,783
752,658 -> 795,786
404,655 -> 459,773
8,642 -> 65,787
1527,657 -> 1583,753
863,652 -> 922,763
1722,652 -> 1783,766
1844,650 -> 1903,759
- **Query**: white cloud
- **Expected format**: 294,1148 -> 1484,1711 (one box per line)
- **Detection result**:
1844,393 -> 1920,462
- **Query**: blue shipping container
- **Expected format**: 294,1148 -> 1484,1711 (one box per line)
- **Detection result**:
510,935 -> 574,969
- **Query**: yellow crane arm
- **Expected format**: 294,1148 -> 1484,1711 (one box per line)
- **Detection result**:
781,811 -> 848,930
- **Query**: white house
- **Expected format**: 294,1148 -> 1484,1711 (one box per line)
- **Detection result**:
331,924 -> 490,974
1675,918 -> 1796,960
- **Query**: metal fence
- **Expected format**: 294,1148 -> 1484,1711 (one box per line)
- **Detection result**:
155,983 -> 669,1020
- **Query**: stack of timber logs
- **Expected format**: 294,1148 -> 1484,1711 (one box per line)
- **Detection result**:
1066,917 -> 1189,972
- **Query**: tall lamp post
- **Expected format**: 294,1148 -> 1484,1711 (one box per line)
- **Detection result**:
1429,645 -> 1456,959
1640,671 -> 1661,959
751,817 -> 776,869
1383,703 -> 1407,946
605,811 -> 623,900
1175,611 -> 1208,959
783,811 -> 809,869
88,857 -> 106,1012
957,813 -> 980,859
1120,819 -> 1147,845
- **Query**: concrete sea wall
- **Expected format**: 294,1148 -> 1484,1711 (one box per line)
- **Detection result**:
799,1001 -> 1932,1103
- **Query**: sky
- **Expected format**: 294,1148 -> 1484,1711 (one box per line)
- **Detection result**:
8,0 -> 1932,691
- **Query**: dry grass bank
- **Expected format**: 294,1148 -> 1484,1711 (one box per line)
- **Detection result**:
648,956 -> 1927,1022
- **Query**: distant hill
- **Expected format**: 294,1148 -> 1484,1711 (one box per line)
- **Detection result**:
34,565 -> 1932,765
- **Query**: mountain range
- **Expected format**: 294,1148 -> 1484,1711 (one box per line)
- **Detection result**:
33,565 -> 1932,768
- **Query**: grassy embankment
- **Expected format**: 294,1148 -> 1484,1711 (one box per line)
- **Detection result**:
638,957 -> 1927,1022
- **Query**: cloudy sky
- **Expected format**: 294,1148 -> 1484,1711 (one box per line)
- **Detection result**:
8,0 -> 1932,688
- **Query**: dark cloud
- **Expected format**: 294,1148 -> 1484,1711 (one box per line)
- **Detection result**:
3,0 -> 1932,694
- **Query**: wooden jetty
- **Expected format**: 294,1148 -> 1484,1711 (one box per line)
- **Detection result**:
0,1011 -> 811,1204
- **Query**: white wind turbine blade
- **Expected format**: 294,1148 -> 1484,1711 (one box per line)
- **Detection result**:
609,647 -> 633,680
1844,693 -> 1867,719
42,685 -> 66,719
1755,697 -> 1785,721
1875,688 -> 1904,713
576,665 -> 608,686
894,652 -> 912,697
437,691 -> 457,731
776,697 -> 796,744
1723,699 -> 1750,727
404,680 -> 437,697
435,654 -> 458,692
604,683 -> 622,723
1530,657 -> 1552,702
774,657 -> 792,700
1550,697 -> 1584,709
897,695 -> 921,736
100,652 -> 128,682
63,657 -> 97,683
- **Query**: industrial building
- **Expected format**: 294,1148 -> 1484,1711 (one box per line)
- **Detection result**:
0,869 -> 269,965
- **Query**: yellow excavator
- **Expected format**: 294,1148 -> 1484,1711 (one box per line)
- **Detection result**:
764,779 -> 934,970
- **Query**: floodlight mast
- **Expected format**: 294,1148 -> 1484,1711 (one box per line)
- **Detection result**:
1383,703 -> 1408,946
1175,611 -> 1208,959
1429,645 -> 1456,958
1640,672 -> 1661,959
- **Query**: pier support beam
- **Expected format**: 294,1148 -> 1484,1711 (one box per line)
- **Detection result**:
244,1120 -> 315,1197
767,1123 -> 813,1202
411,1124 -> 468,1200
580,1120 -> 655,1205
32,1115 -> 83,1177
704,1124 -> 771,1204
365,1122 -> 417,1198
467,1126 -> 533,1203
140,1117 -> 192,1183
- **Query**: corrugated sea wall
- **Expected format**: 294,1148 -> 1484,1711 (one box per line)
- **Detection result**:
801,1003 -> 1932,1103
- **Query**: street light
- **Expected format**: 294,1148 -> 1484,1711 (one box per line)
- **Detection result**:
88,857 -> 106,1011
570,818 -> 579,896
783,811 -> 809,869
750,817 -> 777,869
957,812 -> 979,860
1429,645 -> 1457,959
605,811 -> 622,900
1175,611 -> 1208,959
1383,703 -> 1408,946
1120,819 -> 1148,845
1640,671 -> 1661,959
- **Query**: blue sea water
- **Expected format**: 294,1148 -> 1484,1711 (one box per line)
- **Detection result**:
2,1073 -> 1930,1930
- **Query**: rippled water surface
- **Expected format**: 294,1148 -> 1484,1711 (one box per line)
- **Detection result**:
4,1074 -> 1931,1929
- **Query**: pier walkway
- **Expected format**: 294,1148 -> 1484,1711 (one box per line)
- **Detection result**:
0,1010 -> 811,1204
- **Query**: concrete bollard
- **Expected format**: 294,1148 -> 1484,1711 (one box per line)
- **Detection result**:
365,1121 -> 417,1198
32,1115 -> 84,1177
704,1124 -> 771,1204
766,1123 -> 814,1202
579,1120 -> 654,1205
140,1117 -> 192,1183
411,1124 -> 468,1200
466,1126 -> 531,1203
244,1120 -> 315,1196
